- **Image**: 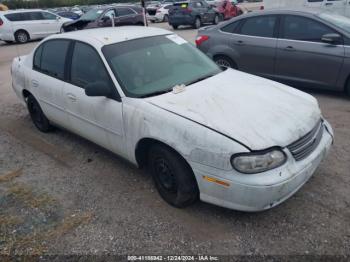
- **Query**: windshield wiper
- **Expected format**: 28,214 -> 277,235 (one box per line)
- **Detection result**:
140,88 -> 173,98
185,72 -> 218,86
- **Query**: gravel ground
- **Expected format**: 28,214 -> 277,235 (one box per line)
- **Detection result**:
0,23 -> 349,258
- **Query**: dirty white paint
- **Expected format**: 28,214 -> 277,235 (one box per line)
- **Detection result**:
11,27 -> 334,211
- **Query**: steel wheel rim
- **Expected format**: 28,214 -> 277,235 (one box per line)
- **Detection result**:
215,59 -> 231,68
18,33 -> 27,43
154,158 -> 177,193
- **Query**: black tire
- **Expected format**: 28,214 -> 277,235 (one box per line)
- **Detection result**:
27,95 -> 53,132
346,81 -> 350,96
15,30 -> 29,44
172,24 -> 178,30
60,26 -> 65,33
148,144 -> 199,208
163,14 -> 169,22
193,17 -> 201,29
213,14 -> 219,25
214,55 -> 237,69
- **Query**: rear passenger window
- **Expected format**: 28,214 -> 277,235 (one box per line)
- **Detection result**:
221,21 -> 240,33
70,42 -> 111,89
239,16 -> 277,38
4,13 -> 23,21
40,40 -> 70,79
33,45 -> 43,70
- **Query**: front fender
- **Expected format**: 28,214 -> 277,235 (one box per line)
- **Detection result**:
122,98 -> 249,171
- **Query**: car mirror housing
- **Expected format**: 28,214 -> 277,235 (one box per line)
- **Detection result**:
321,33 -> 342,45
85,81 -> 111,97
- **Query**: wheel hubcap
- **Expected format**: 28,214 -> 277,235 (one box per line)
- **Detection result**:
154,158 -> 177,192
216,59 -> 231,68
18,33 -> 27,43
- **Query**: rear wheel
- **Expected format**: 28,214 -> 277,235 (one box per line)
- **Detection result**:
15,30 -> 29,44
346,80 -> 350,96
194,17 -> 201,29
148,144 -> 199,208
172,24 -> 178,30
214,55 -> 237,69
27,95 -> 53,132
213,14 -> 219,25
163,14 -> 169,22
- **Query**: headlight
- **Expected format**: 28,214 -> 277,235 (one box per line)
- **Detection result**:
231,148 -> 287,174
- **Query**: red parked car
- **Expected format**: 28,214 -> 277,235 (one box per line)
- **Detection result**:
214,0 -> 242,20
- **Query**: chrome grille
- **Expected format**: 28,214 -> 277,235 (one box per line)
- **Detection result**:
287,120 -> 324,161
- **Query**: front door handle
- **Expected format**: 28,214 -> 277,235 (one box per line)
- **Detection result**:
31,80 -> 39,87
284,46 -> 296,51
66,93 -> 77,102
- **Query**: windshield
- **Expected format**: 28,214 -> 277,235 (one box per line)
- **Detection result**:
80,9 -> 103,20
102,35 -> 221,98
318,12 -> 350,34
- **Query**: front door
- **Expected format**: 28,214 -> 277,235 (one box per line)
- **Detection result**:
275,15 -> 344,89
63,41 -> 125,154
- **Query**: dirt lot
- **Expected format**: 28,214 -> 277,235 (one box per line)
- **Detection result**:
0,23 -> 350,258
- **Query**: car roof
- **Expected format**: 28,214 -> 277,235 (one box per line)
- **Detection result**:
46,27 -> 172,47
0,9 -> 45,14
241,9 -> 322,18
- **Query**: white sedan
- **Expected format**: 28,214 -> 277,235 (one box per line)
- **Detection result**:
11,27 -> 333,211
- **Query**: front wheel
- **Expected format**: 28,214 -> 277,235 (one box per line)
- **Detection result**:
148,144 -> 199,208
27,95 -> 53,132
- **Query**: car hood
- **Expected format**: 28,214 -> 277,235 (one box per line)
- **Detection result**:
147,69 -> 321,150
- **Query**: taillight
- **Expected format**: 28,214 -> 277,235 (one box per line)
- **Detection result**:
0,19 -> 3,26
184,8 -> 192,13
260,6 -> 264,10
195,35 -> 209,46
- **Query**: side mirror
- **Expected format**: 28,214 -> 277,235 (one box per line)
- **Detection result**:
321,33 -> 342,45
101,16 -> 110,22
56,16 -> 61,20
85,81 -> 111,97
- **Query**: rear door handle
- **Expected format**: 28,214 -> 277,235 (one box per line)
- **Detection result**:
31,80 -> 39,87
66,93 -> 77,102
235,40 -> 245,46
284,46 -> 296,51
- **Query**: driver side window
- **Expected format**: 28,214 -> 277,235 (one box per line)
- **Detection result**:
70,42 -> 111,89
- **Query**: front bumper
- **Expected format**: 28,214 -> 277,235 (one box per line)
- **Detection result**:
191,121 -> 333,212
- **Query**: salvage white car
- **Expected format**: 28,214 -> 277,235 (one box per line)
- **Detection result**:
11,27 -> 334,211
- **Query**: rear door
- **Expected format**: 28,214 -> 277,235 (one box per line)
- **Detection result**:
115,7 -> 138,25
274,15 -> 344,89
227,15 -> 278,78
40,11 -> 61,35
31,39 -> 71,127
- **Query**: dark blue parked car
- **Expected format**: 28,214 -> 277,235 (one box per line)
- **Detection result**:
56,11 -> 80,20
168,1 -> 220,29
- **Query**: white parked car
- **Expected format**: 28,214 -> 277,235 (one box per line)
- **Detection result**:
147,4 -> 172,22
0,9 -> 71,44
263,0 -> 350,17
11,27 -> 334,211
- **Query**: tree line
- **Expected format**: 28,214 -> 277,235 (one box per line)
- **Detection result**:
1,0 -> 139,9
